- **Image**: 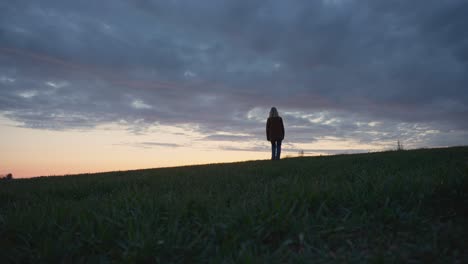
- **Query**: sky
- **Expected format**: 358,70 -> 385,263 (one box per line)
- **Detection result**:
1,0 -> 468,178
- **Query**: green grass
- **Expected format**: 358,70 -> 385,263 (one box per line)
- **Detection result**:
1,147 -> 467,263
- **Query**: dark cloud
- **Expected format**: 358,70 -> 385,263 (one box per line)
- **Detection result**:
202,134 -> 255,142
116,141 -> 184,149
1,0 -> 467,148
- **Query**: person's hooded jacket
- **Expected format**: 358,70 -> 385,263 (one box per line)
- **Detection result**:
266,116 -> 285,141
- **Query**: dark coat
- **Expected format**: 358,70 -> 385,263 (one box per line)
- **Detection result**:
266,116 -> 285,141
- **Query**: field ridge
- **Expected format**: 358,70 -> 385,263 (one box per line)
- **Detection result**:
1,146 -> 467,263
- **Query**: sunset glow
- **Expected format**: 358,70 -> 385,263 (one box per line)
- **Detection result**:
1,1 -> 467,178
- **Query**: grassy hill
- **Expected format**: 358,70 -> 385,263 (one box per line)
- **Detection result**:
1,147 -> 467,263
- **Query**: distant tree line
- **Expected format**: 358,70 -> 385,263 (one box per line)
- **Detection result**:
1,173 -> 13,180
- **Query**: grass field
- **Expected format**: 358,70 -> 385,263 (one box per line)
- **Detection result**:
1,147 -> 467,263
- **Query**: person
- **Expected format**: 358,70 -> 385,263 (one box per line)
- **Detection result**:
266,107 -> 285,160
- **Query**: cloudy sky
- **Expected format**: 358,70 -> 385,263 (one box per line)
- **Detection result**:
1,0 -> 467,177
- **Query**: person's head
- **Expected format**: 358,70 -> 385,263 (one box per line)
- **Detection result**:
269,107 -> 279,118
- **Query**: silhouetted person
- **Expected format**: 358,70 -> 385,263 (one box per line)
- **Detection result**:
266,107 -> 285,160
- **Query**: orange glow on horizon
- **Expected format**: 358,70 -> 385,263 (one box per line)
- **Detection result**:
1,120 -> 387,178
1,116 -> 272,178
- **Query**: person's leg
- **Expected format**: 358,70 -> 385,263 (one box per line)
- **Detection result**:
271,141 -> 276,160
276,140 -> 282,160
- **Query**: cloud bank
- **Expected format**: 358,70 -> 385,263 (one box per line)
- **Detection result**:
1,0 -> 467,149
